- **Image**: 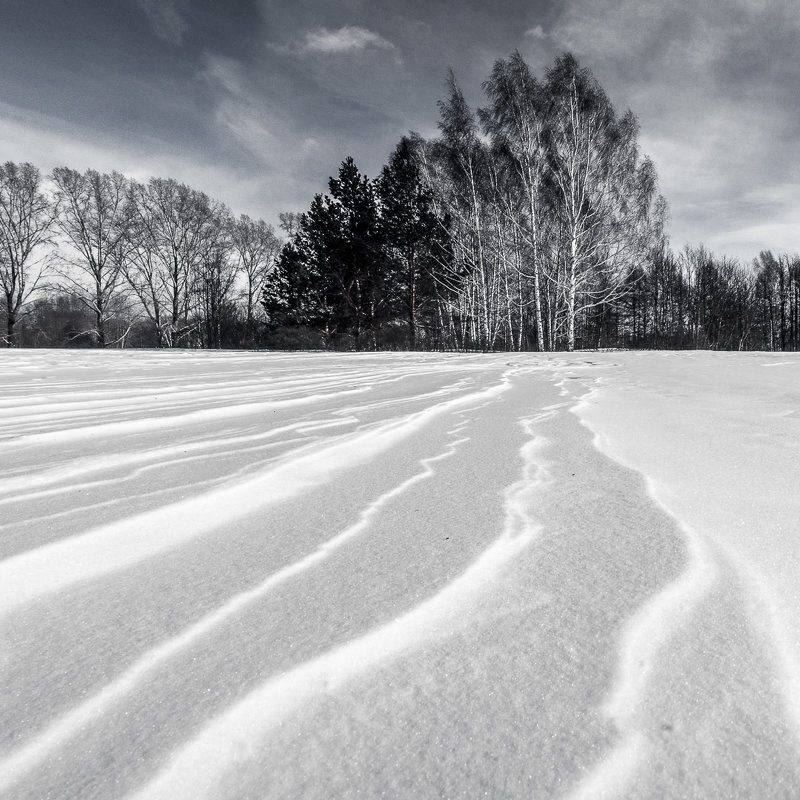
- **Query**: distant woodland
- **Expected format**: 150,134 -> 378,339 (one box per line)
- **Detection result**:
2,53 -> 799,352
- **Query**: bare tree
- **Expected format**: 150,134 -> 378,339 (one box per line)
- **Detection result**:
51,168 -> 133,346
124,177 -> 228,347
196,241 -> 239,348
0,162 -> 55,345
230,214 -> 280,343
278,212 -> 302,239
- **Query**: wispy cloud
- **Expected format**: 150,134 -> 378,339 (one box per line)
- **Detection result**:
300,25 -> 396,54
135,0 -> 188,46
525,25 -> 549,41
197,53 -> 354,218
0,99 -> 240,203
201,55 -> 276,158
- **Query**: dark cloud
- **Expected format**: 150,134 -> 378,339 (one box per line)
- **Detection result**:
0,0 -> 797,258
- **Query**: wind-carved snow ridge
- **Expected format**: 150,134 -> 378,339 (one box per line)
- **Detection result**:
0,417 -> 357,502
0,420 -> 475,795
564,389 -> 718,800
601,514 -> 715,725
707,538 -> 800,746
6,426 -> 351,506
0,374 -> 513,616
566,509 -> 717,800
124,412 -> 550,800
5,386 -> 368,448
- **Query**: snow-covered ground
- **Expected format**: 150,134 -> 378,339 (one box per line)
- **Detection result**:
1,349 -> 799,799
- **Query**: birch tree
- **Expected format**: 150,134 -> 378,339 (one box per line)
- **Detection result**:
545,54 -> 659,350
436,72 -> 496,350
480,52 -> 548,350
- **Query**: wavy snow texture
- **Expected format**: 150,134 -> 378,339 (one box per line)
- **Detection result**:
3,350 -> 800,800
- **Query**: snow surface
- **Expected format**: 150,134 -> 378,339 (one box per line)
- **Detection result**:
1,349 -> 799,799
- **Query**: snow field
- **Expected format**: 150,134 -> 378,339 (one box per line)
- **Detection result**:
1,349 -> 799,798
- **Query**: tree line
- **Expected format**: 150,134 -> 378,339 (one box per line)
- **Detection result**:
0,164 -> 282,348
3,51 -> 799,351
622,246 -> 800,351
268,52 -> 800,352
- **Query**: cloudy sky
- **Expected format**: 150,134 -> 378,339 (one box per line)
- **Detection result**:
2,0 -> 798,260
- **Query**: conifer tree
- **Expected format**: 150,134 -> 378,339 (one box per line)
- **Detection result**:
377,136 -> 444,349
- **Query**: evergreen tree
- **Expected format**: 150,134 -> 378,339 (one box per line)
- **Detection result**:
326,157 -> 387,348
267,199 -> 341,346
269,158 -> 388,349
377,136 -> 444,349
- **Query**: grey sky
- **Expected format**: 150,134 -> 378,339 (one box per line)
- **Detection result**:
1,0 -> 797,260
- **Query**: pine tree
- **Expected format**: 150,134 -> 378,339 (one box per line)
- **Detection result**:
326,157 -> 387,348
377,136 -> 444,349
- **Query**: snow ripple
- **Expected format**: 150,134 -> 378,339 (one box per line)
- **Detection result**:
0,375 -> 512,614
125,414 -> 548,800
0,421 -> 477,794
